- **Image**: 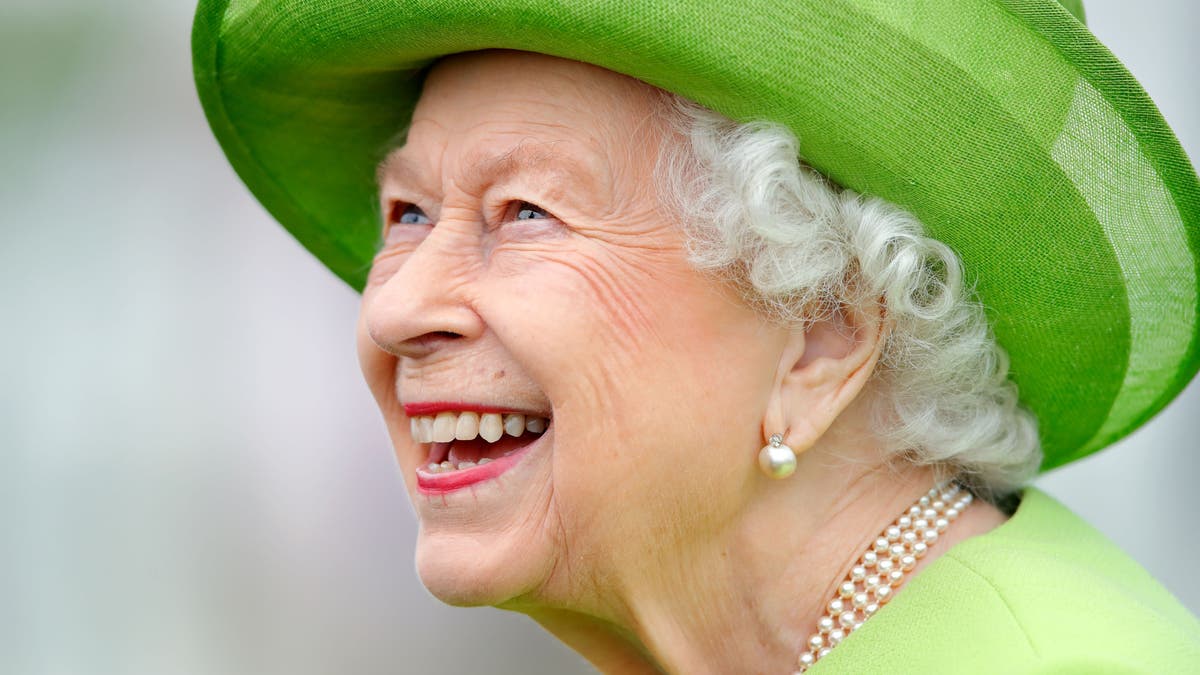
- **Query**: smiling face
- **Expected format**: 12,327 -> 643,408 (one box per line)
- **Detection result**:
357,51 -> 789,614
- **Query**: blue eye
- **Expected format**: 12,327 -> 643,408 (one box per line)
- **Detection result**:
516,202 -> 549,220
391,203 -> 431,225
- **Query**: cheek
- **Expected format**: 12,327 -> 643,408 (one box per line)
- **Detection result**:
363,244 -> 414,289
355,300 -> 411,461
355,303 -> 392,400
355,309 -> 424,499
485,241 -> 680,398
483,242 -> 770,514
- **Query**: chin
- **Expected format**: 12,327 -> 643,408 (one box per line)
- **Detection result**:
403,425 -> 562,608
413,524 -> 555,607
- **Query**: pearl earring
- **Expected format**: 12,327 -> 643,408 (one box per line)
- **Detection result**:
758,433 -> 797,478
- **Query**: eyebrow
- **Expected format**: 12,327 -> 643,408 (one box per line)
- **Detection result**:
376,152 -> 425,193
377,141 -> 605,201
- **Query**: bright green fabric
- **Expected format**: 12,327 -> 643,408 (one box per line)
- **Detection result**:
816,488 -> 1200,673
191,0 -> 1200,471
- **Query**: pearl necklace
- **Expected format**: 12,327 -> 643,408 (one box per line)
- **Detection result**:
794,482 -> 973,673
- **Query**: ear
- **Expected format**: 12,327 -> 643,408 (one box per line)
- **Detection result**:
762,298 -> 889,452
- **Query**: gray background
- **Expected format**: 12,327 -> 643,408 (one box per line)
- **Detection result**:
2,1 -> 1196,674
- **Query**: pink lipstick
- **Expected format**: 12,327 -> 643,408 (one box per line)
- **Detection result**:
415,442 -> 535,494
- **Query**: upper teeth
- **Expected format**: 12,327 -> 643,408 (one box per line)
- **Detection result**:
409,411 -> 549,444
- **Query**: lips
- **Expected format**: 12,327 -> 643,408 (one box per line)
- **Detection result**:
403,403 -> 550,494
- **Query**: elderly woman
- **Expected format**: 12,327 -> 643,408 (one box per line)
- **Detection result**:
194,0 -> 1200,671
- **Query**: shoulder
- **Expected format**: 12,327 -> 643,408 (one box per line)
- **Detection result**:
942,487 -> 1200,661
815,487 -> 1200,674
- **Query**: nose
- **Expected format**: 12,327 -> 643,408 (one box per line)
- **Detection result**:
363,226 -> 484,360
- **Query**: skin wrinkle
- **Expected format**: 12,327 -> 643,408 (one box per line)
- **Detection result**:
469,141 -> 604,206
571,255 -> 665,353
357,51 -> 1009,674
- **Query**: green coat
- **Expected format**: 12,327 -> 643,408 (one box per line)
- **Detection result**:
814,488 -> 1200,673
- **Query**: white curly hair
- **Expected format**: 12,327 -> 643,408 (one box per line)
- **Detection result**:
657,97 -> 1041,497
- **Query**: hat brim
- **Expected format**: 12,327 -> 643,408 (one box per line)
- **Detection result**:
193,0 -> 1200,471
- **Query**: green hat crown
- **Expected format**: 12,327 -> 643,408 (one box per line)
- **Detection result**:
193,0 -> 1200,471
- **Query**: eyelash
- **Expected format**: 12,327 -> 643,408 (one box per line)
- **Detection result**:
388,202 -> 431,226
385,200 -> 553,227
509,200 -> 550,222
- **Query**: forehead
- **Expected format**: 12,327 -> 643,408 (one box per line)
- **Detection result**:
379,51 -> 669,192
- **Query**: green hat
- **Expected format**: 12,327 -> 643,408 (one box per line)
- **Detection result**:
192,0 -> 1199,472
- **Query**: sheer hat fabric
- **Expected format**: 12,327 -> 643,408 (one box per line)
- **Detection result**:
192,0 -> 1199,471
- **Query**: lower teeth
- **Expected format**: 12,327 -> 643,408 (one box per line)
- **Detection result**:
425,456 -> 499,473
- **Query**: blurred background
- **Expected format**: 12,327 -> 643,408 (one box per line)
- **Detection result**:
1,1 -> 1196,674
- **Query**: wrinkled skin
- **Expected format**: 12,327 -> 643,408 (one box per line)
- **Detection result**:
358,50 -> 1006,674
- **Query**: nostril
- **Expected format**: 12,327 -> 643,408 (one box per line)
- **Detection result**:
369,325 -> 467,359
393,330 -> 465,358
414,330 -> 465,349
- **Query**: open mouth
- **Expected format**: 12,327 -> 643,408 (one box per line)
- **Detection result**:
406,406 -> 550,493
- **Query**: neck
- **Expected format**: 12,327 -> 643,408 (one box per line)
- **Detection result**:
527,459 -> 1008,674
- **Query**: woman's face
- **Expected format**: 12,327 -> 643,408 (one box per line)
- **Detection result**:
358,51 -> 787,612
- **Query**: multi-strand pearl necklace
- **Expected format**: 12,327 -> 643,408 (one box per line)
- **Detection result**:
794,482 -> 974,673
